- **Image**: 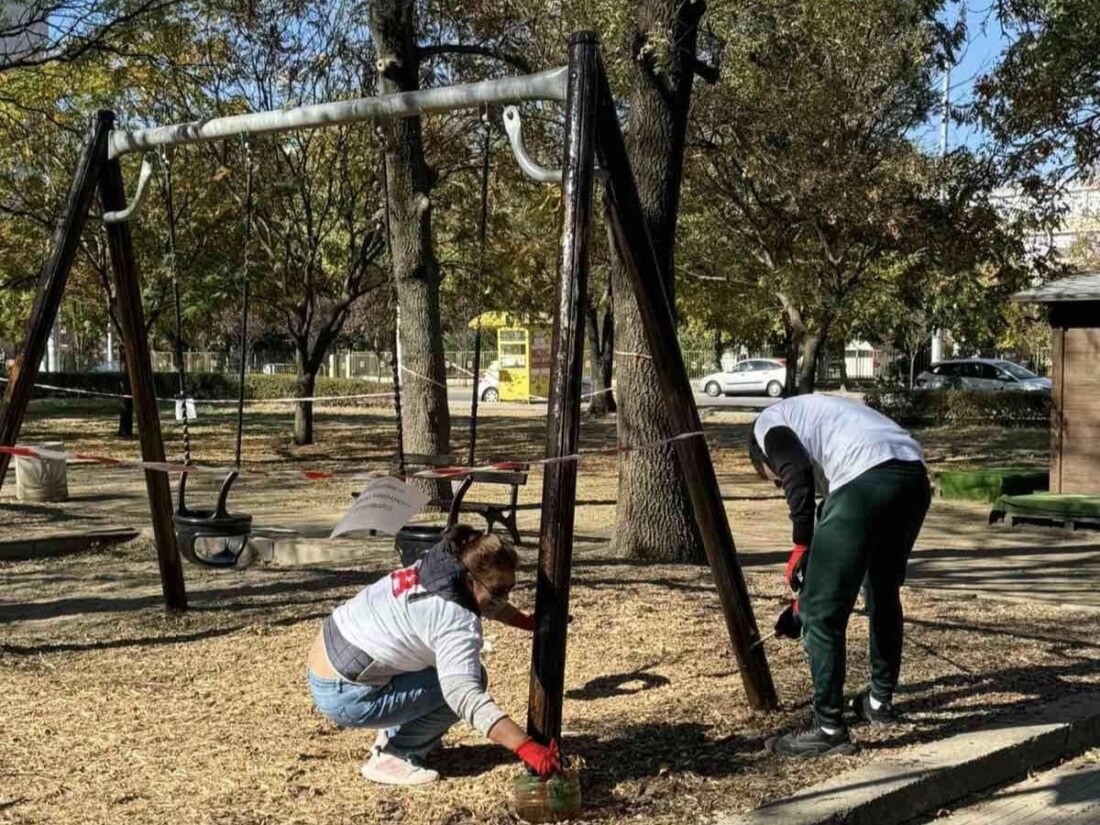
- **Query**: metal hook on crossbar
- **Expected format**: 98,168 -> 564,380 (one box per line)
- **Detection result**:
502,106 -> 608,184
102,152 -> 156,224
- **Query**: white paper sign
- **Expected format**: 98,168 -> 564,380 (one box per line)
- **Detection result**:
174,399 -> 198,421
331,476 -> 430,537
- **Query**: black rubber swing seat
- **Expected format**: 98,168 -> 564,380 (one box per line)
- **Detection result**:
174,471 -> 254,567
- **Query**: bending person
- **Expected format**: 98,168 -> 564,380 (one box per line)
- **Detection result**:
749,394 -> 931,757
307,525 -> 559,785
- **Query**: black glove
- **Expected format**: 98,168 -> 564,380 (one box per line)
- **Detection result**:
774,599 -> 802,640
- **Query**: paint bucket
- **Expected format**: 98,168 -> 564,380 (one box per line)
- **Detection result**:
15,442 -> 69,502
512,765 -> 582,823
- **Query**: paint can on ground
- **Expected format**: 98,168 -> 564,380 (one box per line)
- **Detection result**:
15,442 -> 69,502
512,766 -> 582,823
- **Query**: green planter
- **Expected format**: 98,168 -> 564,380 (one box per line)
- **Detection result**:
937,467 -> 1049,503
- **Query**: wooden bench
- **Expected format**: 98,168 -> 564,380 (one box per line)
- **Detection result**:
389,454 -> 531,546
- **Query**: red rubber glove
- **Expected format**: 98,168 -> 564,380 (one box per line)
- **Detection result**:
515,738 -> 561,777
785,544 -> 809,592
509,611 -> 536,632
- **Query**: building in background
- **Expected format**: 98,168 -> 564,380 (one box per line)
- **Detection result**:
0,1 -> 48,67
992,181 -> 1100,256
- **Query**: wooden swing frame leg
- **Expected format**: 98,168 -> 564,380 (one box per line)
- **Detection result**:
527,35 -> 777,746
98,115 -> 187,612
0,110 -> 187,612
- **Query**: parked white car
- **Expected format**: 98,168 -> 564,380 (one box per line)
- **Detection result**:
696,358 -> 787,398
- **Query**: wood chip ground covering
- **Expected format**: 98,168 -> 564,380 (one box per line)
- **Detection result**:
2,402 -> 1095,824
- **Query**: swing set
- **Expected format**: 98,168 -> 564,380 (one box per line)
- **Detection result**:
0,33 -> 779,743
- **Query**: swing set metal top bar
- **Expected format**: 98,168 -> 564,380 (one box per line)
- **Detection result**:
108,67 -> 568,159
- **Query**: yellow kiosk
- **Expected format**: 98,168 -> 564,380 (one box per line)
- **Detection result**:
470,312 -> 552,402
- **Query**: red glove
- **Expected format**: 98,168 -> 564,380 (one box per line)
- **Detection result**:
515,738 -> 562,777
509,611 -> 536,632
785,544 -> 809,592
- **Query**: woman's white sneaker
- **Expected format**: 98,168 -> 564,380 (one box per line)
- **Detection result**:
360,751 -> 440,786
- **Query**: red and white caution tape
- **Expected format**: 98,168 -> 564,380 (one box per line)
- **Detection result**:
0,378 -> 135,399
0,444 -> 336,481
0,375 -> 392,406
1,429 -> 704,484
199,391 -> 393,405
408,430 -> 704,479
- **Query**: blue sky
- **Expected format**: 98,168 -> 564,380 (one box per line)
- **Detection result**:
913,2 -> 1017,153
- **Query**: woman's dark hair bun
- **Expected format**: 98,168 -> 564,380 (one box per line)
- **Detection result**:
442,523 -> 482,556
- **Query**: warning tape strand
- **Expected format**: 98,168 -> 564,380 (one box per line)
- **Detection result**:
0,431 -> 703,483
2,374 -> 615,405
0,445 -> 332,481
0,376 -> 395,405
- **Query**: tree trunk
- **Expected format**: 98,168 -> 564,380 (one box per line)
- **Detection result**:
782,326 -> 799,397
712,329 -> 724,371
611,0 -> 707,564
585,287 -> 616,416
372,0 -> 450,491
795,321 -> 831,396
116,345 -> 133,438
837,343 -> 849,391
294,349 -> 316,446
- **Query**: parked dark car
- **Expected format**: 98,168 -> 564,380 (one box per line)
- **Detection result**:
914,359 -> 1051,393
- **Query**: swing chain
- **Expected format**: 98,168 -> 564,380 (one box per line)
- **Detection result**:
162,145 -> 192,466
374,123 -> 406,476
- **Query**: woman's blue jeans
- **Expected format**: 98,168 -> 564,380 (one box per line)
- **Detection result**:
308,667 -> 479,759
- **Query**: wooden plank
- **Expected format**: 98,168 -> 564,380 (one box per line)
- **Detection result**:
526,32 -> 600,746
592,49 -> 778,709
0,527 -> 140,561
98,136 -> 188,613
1057,424 -> 1100,494
1059,328 -> 1100,495
0,113 -> 112,493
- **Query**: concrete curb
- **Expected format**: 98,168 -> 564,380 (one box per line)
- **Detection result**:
719,691 -> 1100,825
0,527 -> 139,561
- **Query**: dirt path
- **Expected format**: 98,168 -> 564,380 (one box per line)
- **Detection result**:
2,404 -> 1096,824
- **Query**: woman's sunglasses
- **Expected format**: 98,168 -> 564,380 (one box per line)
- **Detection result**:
468,570 -> 514,601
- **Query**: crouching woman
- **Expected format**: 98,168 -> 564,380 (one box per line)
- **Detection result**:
307,525 -> 559,786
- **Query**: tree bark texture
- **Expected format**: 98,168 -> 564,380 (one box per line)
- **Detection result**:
371,0 -> 450,490
117,347 -> 133,438
795,318 -> 831,396
294,359 -> 316,446
611,0 -> 706,564
585,285 -> 616,416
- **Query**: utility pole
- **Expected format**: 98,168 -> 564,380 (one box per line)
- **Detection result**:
931,65 -> 950,365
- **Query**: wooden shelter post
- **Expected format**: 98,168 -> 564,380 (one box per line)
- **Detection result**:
592,59 -> 779,710
0,112 -> 113,491
526,32 -> 600,745
97,112 -> 188,612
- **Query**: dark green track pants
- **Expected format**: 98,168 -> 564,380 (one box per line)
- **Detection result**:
800,460 -> 931,728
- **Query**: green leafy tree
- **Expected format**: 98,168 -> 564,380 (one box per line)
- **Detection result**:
976,0 -> 1100,186
692,0 -> 965,394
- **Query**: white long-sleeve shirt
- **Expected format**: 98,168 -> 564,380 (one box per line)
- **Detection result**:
754,395 -> 924,493
331,562 -> 507,735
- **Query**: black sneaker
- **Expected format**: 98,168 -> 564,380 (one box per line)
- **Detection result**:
765,725 -> 858,758
845,689 -> 902,725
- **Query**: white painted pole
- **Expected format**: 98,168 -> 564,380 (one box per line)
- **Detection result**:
108,68 -> 568,159
395,303 -> 403,389
931,65 -> 950,365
